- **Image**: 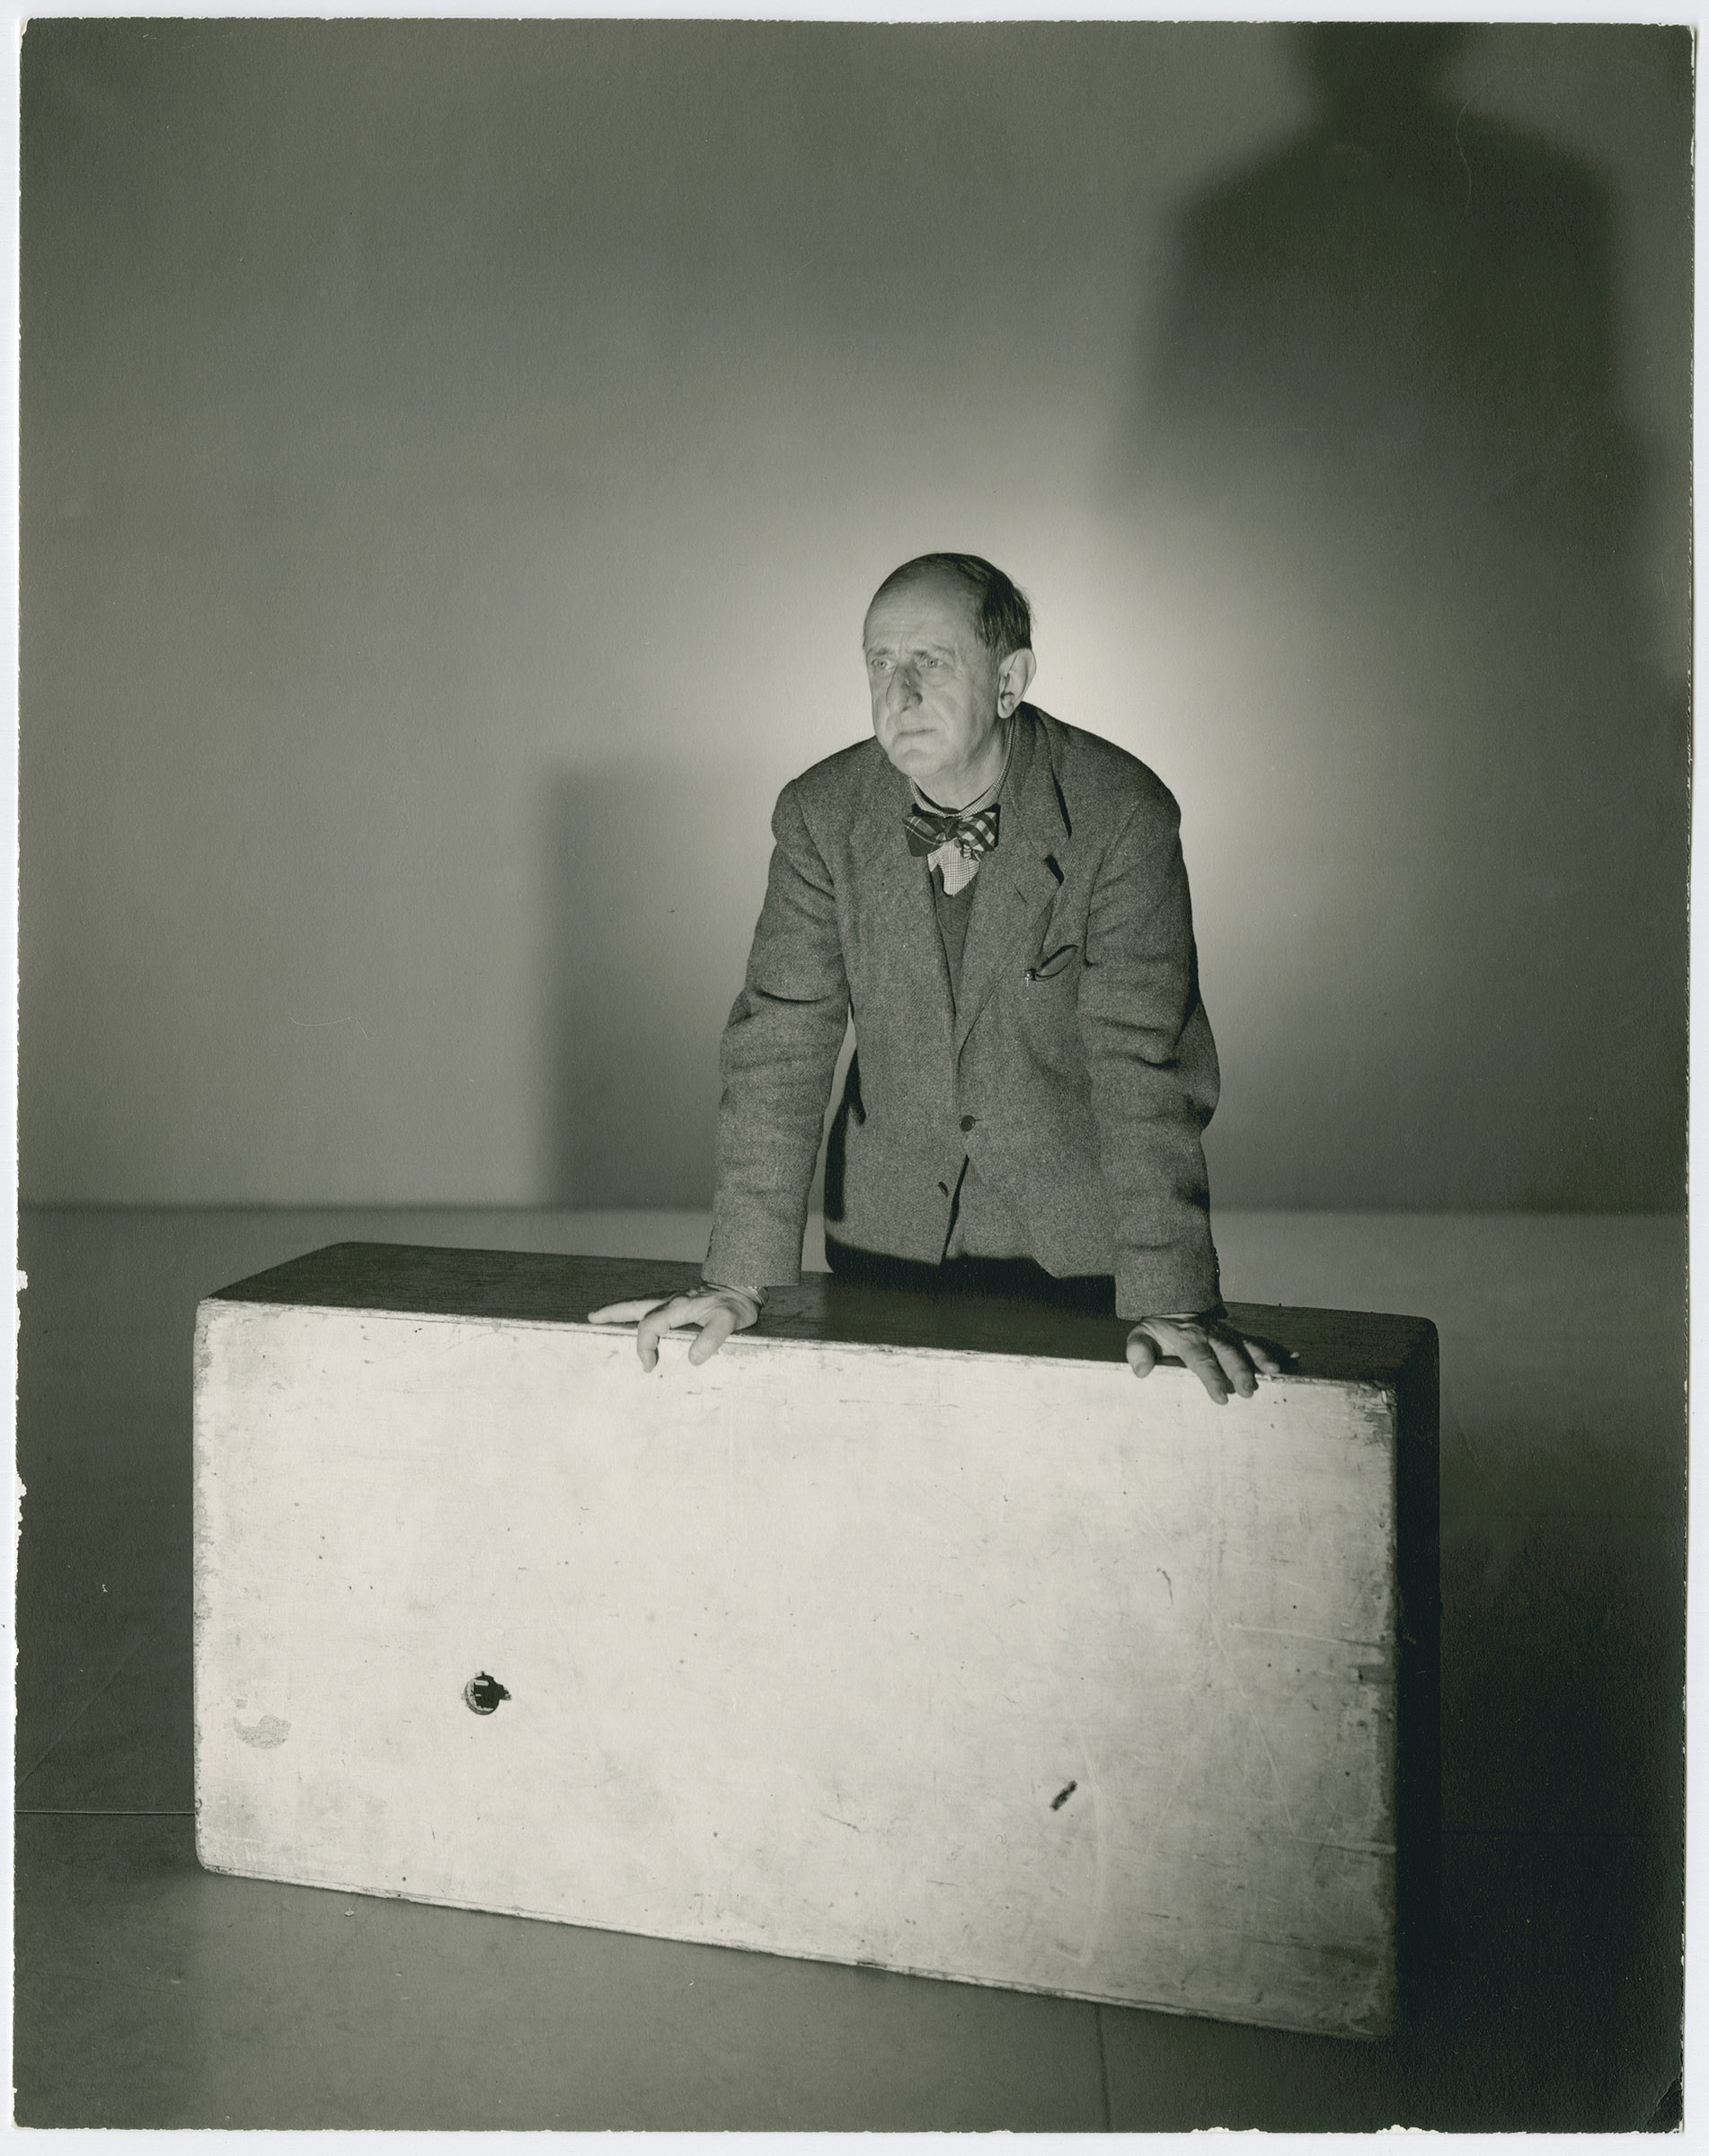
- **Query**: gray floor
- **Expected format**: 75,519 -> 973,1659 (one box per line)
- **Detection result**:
14,1206 -> 1686,2128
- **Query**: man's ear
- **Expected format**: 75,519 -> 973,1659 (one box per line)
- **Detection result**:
996,647 -> 1037,716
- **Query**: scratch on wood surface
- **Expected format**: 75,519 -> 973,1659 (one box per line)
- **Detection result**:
1064,1711 -> 1110,1969
1212,1631 -> 1297,1835
1138,1744 -> 1193,1875
1226,1623 -> 1384,1652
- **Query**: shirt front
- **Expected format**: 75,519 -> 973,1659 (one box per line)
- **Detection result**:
909,728 -> 1034,1267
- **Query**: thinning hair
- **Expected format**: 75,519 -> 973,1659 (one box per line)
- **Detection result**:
867,553 -> 1033,662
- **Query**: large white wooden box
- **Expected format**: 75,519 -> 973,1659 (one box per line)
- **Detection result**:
192,1244 -> 1438,2039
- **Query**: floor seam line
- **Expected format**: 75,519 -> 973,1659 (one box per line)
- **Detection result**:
1441,1827 -> 1677,1841
15,1584 -> 191,1793
16,1807 -> 195,1817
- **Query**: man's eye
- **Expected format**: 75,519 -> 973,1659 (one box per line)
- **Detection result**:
869,657 -> 891,674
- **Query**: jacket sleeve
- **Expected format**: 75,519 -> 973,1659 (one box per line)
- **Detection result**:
704,780 -> 851,1290
1077,791 -> 1223,1321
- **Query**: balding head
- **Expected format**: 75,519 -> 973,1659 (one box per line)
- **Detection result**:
864,553 -> 1033,667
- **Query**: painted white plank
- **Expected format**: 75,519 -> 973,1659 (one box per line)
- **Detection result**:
193,1258 -> 1424,2039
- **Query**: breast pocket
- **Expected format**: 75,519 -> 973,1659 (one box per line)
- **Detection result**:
1023,941 -> 1081,985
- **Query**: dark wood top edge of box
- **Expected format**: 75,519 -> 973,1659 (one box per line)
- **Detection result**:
207,1241 -> 1436,1384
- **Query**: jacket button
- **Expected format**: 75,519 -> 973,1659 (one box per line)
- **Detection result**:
960,1114 -> 976,1132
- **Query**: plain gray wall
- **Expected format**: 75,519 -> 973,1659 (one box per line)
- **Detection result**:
22,21 -> 1690,1209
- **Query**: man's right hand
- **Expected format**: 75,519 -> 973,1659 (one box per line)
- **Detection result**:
586,1286 -> 763,1370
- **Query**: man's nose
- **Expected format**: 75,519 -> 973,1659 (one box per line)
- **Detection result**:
885,662 -> 921,711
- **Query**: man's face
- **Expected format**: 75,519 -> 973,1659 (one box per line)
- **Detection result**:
863,574 -> 1005,797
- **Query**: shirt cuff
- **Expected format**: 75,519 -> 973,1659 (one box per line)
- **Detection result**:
701,1272 -> 768,1307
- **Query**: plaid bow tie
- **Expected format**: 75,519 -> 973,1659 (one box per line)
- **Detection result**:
904,801 -> 1000,862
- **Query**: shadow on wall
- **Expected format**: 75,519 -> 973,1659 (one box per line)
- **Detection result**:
1148,24 -> 1642,556
543,764 -> 757,1206
1127,23 -> 1687,1208
542,759 -> 858,1215
544,757 -> 863,1212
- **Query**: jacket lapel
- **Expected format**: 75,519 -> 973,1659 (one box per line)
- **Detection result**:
850,748 -> 958,1064
952,706 -> 1069,1060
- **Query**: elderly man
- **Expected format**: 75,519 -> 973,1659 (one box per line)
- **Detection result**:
592,552 -> 1277,1404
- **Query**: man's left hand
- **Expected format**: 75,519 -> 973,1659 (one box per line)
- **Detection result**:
1127,1313 -> 1286,1405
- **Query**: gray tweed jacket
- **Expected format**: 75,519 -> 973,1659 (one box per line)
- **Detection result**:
704,702 -> 1222,1320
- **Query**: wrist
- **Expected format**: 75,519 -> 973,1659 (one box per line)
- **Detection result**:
703,1275 -> 767,1308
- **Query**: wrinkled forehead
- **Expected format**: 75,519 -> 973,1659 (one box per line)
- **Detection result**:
862,570 -> 981,651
